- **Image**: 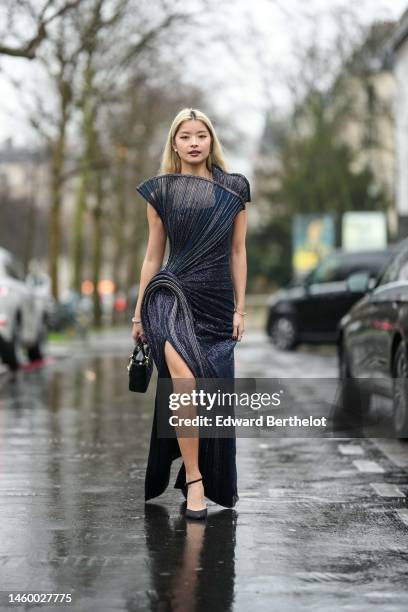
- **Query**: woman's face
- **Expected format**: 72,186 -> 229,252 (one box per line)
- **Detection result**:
173,119 -> 212,166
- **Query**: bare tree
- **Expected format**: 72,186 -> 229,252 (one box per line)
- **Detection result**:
68,0 -> 201,326
0,0 -> 83,59
2,0 -> 260,321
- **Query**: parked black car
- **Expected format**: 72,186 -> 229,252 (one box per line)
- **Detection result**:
336,237 -> 408,437
266,247 -> 396,350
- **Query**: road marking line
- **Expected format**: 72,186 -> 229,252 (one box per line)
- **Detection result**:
395,509 -> 408,527
352,460 -> 385,473
370,483 -> 405,497
338,444 -> 365,456
268,489 -> 289,498
370,439 -> 408,469
239,491 -> 261,497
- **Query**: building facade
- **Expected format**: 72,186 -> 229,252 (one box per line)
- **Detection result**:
388,10 -> 408,239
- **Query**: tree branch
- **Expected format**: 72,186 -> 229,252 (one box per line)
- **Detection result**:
0,0 -> 84,59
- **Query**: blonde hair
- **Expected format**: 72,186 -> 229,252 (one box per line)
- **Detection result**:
159,108 -> 228,174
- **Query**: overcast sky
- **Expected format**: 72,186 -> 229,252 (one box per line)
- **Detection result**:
0,0 -> 406,175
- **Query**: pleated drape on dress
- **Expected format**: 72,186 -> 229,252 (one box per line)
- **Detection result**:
136,163 -> 251,508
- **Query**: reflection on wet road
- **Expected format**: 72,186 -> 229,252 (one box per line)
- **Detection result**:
0,330 -> 408,611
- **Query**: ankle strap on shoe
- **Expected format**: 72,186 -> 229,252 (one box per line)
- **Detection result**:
186,477 -> 202,487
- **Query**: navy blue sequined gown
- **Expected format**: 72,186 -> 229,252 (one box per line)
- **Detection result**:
136,163 -> 251,508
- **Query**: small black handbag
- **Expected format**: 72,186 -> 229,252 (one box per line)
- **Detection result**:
127,339 -> 153,392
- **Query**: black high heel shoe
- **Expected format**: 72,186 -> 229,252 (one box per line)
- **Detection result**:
185,477 -> 207,520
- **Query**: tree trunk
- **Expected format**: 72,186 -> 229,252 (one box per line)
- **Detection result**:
91,169 -> 103,328
49,137 -> 64,301
111,155 -> 127,325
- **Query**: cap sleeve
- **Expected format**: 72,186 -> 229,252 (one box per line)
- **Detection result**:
136,177 -> 163,218
234,174 -> 251,206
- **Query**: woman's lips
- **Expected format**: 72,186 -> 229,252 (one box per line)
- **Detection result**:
188,151 -> 200,155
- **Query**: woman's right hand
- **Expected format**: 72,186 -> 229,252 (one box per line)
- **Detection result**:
132,321 -> 147,345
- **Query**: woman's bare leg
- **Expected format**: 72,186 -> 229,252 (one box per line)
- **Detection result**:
164,340 -> 205,511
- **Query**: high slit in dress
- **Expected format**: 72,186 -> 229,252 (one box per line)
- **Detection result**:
136,163 -> 251,508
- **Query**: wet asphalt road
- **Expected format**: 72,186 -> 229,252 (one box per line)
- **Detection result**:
0,329 -> 408,611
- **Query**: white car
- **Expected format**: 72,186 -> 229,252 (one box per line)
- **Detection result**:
0,248 -> 54,370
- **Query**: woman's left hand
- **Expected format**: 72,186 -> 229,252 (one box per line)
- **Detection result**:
232,312 -> 245,342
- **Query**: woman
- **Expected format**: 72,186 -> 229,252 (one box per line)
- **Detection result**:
132,107 -> 251,519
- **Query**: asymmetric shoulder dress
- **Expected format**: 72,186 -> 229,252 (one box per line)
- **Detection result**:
136,163 -> 251,508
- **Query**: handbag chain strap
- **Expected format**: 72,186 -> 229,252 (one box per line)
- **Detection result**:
127,340 -> 151,371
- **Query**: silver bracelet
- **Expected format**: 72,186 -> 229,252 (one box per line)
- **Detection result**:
132,317 -> 142,324
234,307 -> 247,316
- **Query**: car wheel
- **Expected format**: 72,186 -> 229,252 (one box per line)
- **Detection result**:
0,319 -> 24,371
333,341 -> 370,434
339,339 -> 353,379
392,343 -> 408,438
339,351 -> 348,380
27,317 -> 48,362
270,316 -> 298,350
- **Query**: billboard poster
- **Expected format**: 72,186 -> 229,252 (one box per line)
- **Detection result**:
292,214 -> 335,278
342,212 -> 387,251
